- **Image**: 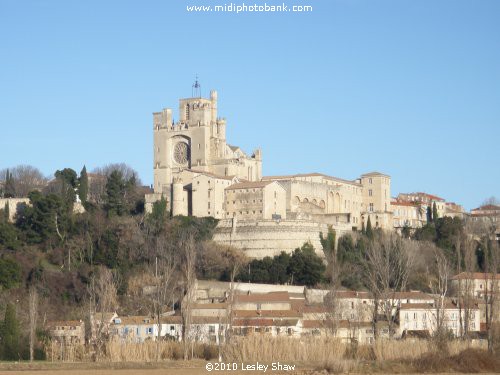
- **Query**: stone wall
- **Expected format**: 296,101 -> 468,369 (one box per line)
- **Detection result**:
0,198 -> 30,222
213,218 -> 333,258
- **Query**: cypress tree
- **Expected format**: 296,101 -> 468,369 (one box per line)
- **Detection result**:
2,303 -> 20,360
4,169 -> 15,198
78,165 -> 89,203
3,202 -> 9,222
105,170 -> 126,216
366,216 -> 374,239
432,202 -> 439,221
426,205 -> 432,223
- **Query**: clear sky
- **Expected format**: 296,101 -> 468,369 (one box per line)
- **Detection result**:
1,0 -> 499,210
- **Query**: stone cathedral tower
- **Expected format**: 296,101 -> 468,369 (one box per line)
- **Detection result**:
146,83 -> 262,215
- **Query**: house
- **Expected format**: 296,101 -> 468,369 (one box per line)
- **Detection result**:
233,291 -> 292,311
451,272 -> 500,298
46,320 -> 85,345
399,300 -> 480,337
111,316 -> 156,343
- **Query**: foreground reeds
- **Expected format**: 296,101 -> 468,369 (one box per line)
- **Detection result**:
46,336 -> 500,373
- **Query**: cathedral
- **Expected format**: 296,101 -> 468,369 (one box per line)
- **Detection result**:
145,85 -> 393,258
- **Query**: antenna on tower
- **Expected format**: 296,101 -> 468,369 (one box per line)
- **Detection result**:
192,75 -> 201,98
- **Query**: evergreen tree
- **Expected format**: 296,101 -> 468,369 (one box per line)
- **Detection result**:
0,258 -> 22,288
319,226 -> 336,260
4,169 -> 15,198
426,205 -> 432,223
289,242 -> 325,286
432,201 -> 439,221
78,165 -> 88,203
361,219 -> 365,234
54,168 -> 77,211
0,222 -> 20,251
146,196 -> 167,234
1,303 -> 20,360
105,170 -> 126,217
366,216 -> 374,239
3,202 -> 9,222
16,191 -> 67,244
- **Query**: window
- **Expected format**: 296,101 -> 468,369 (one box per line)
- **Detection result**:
369,189 -> 373,197
208,202 -> 210,209
369,178 -> 373,184
369,203 -> 374,212
209,325 -> 215,334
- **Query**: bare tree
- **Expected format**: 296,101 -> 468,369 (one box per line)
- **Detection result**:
364,234 -> 415,339
0,165 -> 47,197
28,286 -> 38,362
427,245 -> 451,351
324,235 -> 341,338
180,233 -> 197,360
220,245 -> 248,347
87,266 -> 118,360
484,238 -> 499,354
92,163 -> 142,186
455,234 -> 476,339
152,236 -> 177,361
481,196 -> 500,206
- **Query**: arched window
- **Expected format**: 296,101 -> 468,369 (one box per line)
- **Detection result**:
185,104 -> 190,120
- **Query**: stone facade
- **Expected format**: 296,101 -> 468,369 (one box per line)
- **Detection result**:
225,180 -> 286,220
146,86 -> 398,258
213,218 -> 344,258
146,89 -> 262,215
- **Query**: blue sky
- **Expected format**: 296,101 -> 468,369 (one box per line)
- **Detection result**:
0,0 -> 499,210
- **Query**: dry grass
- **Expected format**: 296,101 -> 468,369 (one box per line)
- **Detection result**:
42,336 -> 498,374
105,340 -> 218,362
372,337 -> 484,361
222,336 -> 345,363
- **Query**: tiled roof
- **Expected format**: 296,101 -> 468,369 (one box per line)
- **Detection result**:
192,303 -> 228,309
290,300 -> 328,314
233,318 -> 273,327
46,320 -> 84,328
225,181 -> 274,190
233,310 -> 301,318
415,192 -> 445,202
391,291 -> 433,300
234,291 -> 291,303
335,291 -> 372,299
190,169 -> 236,181
262,173 -> 361,186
